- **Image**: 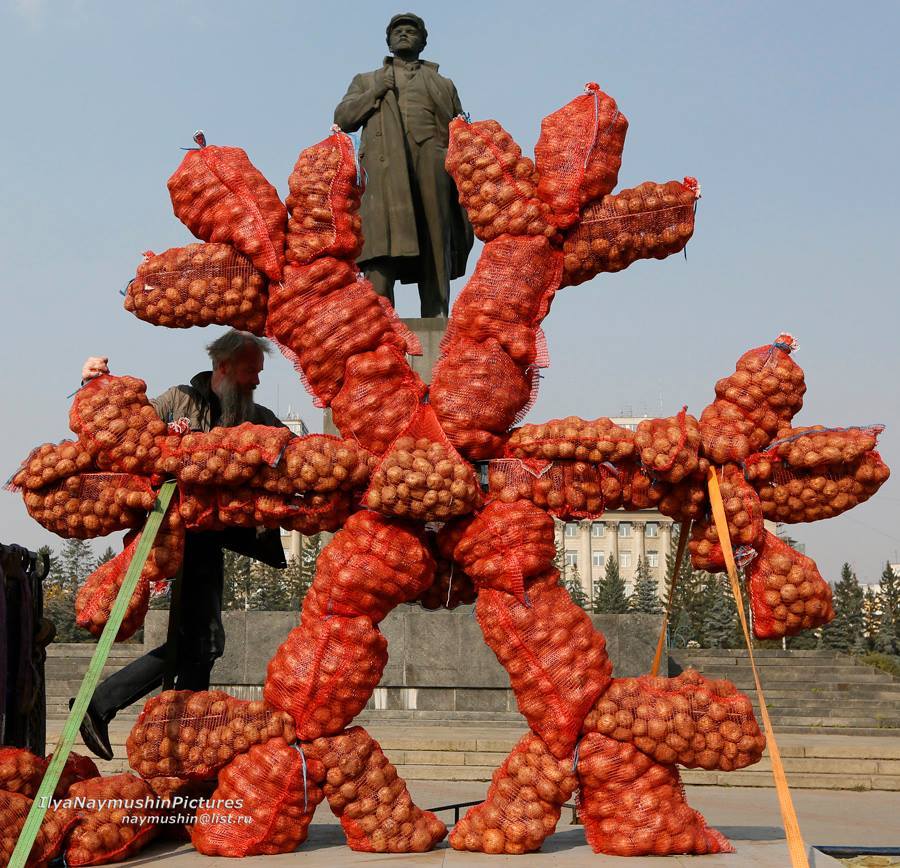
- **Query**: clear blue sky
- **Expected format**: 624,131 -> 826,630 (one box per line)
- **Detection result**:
1,1 -> 898,585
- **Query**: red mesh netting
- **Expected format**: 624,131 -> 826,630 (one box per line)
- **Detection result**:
267,263 -> 407,407
576,734 -> 733,856
217,487 -> 356,530
617,462 -> 667,511
157,423 -> 292,485
127,690 -> 296,781
279,434 -> 375,494
430,337 -> 534,460
305,726 -> 447,853
9,439 -> 96,493
191,738 -> 324,857
306,510 -> 435,623
23,472 -> 155,539
285,129 -> 363,265
635,408 -> 704,483
124,243 -> 268,334
75,505 -> 183,640
177,486 -> 222,531
445,117 -> 557,244
145,777 -> 215,842
453,501 -> 556,600
657,476 -> 708,522
363,403 -> 482,521
763,424 -> 884,468
0,790 -> 75,867
417,522 -> 478,610
0,748 -> 47,798
700,334 -> 806,464
279,491 -> 356,535
476,573 -> 612,758
442,235 -> 562,366
50,752 -> 100,798
507,416 -> 635,463
65,774 -> 158,866
747,451 -> 891,524
583,671 -> 765,771
264,615 -> 387,740
331,346 -> 427,456
167,140 -> 286,281
561,179 -> 698,287
449,731 -> 577,854
534,83 -> 628,227
689,464 -> 764,571
69,375 -> 167,474
746,532 -> 835,639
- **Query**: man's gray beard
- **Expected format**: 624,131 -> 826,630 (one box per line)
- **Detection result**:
217,381 -> 255,427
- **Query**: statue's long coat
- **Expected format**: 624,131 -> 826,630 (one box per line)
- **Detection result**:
334,58 -> 473,285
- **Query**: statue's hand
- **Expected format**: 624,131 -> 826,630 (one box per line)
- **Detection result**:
376,65 -> 395,96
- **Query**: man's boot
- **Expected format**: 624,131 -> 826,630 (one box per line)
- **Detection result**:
69,697 -> 113,761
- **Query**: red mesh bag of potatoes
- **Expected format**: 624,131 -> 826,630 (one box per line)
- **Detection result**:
23,472 -> 155,539
442,235 -> 562,366
191,738 -> 324,857
217,488 -> 318,528
158,422 -> 292,485
285,129 -> 363,265
0,748 -> 47,797
280,435 -> 374,494
535,82 -> 629,227
126,690 -> 296,781
476,574 -> 612,758
0,790 -> 76,867
699,399 -> 770,464
657,476 -> 708,522
577,734 -> 733,856
264,615 -> 387,740
445,117 -> 557,243
69,375 -> 167,474
416,526 -> 478,610
454,500 -> 556,600
431,337 -> 535,460
746,531 -> 835,639
167,135 -> 286,280
534,460 -> 617,519
635,408 -> 703,483
507,416 -> 635,463
268,264 -> 407,407
618,462 -> 667,511
487,457 -> 548,507
308,510 -> 435,623
124,244 -> 268,334
363,403 -> 482,521
764,424 -> 884,468
176,486 -> 221,531
51,752 -> 100,798
688,464 -> 763,571
584,671 -> 765,771
449,731 -> 577,855
65,774 -> 158,866
9,439 -> 95,493
749,451 -> 890,524
331,346 -> 427,456
279,490 -> 356,535
306,726 -> 447,853
561,179 -> 698,287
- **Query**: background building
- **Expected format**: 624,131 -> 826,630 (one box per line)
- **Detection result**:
278,411 -> 309,563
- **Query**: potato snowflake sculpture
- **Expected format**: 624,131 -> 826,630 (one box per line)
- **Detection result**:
9,83 -> 890,860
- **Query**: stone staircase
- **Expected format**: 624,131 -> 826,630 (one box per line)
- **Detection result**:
669,649 -> 900,736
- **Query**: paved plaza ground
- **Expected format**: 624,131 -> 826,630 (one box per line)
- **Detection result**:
119,783 -> 898,867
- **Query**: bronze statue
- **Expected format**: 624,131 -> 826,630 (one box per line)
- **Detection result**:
334,13 -> 474,318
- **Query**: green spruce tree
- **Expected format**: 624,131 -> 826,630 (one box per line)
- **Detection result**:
629,556 -> 662,614
862,585 -> 880,653
593,556 -> 628,614
820,563 -> 865,653
702,574 -> 737,648
96,545 -> 116,566
563,565 -> 589,609
223,550 -> 256,610
663,529 -> 706,646
44,539 -> 95,641
875,562 -> 900,654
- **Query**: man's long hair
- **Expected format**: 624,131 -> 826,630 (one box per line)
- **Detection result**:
206,330 -> 271,370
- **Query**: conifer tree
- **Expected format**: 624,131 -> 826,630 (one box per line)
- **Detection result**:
594,556 -> 628,614
875,562 -> 900,654
563,565 -> 590,609
703,574 -> 737,648
96,545 -> 116,566
820,563 -> 865,653
43,540 -> 95,641
862,585 -> 880,653
223,550 -> 255,610
629,556 -> 662,614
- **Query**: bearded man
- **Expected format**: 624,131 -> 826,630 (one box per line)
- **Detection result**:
334,12 -> 473,317
74,330 -> 287,759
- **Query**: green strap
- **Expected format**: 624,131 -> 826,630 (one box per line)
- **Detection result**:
10,481 -> 177,868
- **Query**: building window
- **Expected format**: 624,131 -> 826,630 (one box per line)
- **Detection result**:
646,522 -> 659,538
620,551 -> 632,569
564,552 -> 578,567
565,523 -> 578,538
647,551 -> 659,568
592,551 -> 605,568
618,522 -> 632,538
591,523 -> 604,538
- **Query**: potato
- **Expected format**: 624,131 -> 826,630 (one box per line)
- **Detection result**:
635,410 -> 702,483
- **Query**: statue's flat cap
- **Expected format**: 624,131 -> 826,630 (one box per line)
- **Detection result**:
386,13 -> 426,36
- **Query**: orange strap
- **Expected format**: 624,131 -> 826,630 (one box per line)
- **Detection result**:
707,466 -> 809,868
651,519 -> 691,676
